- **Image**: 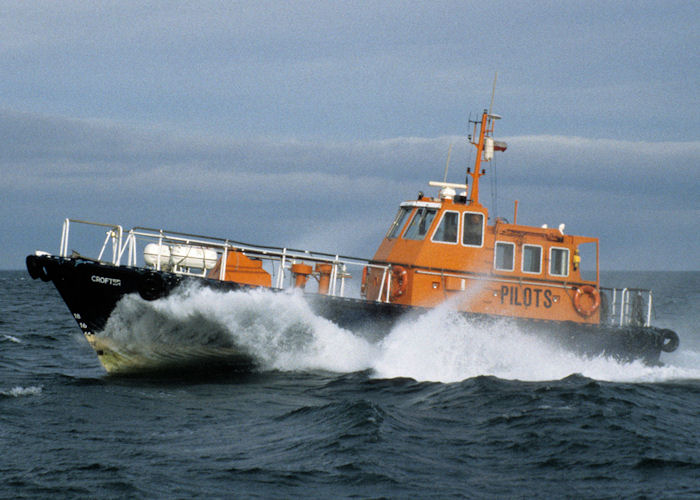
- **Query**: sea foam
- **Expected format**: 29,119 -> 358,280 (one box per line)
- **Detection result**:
100,285 -> 377,373
1,386 -> 43,397
98,286 -> 700,383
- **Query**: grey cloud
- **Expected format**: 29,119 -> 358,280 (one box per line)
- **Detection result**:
3,2 -> 695,142
3,111 -> 697,200
2,110 -> 697,269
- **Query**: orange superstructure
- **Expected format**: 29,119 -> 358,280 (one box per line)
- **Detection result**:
363,110 -> 602,324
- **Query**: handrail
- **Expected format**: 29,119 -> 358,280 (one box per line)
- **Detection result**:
130,225 -> 365,264
60,219 -> 123,265
600,286 -> 653,327
620,288 -> 629,325
55,218 -> 393,302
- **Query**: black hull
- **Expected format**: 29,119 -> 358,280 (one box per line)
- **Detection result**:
26,254 -> 679,373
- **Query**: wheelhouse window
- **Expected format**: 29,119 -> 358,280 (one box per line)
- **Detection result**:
549,247 -> 569,277
386,206 -> 412,239
462,212 -> 484,246
432,211 -> 459,244
494,241 -> 515,271
403,207 -> 437,240
522,244 -> 542,274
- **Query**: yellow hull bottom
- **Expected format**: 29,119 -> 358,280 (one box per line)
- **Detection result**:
84,334 -> 254,375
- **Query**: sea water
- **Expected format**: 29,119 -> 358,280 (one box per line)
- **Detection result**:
1,270 -> 698,498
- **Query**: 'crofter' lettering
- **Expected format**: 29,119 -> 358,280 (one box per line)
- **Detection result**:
500,285 -> 552,308
91,275 -> 121,287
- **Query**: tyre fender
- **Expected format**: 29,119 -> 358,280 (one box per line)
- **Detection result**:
659,329 -> 679,353
26,255 -> 50,282
138,272 -> 165,301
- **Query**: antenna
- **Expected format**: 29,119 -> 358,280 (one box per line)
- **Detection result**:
442,143 -> 453,183
489,71 -> 498,116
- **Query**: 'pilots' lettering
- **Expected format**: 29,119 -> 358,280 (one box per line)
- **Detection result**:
543,289 -> 553,308
500,286 -> 552,309
513,287 -> 522,306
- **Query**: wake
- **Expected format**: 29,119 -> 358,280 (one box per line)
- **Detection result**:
97,285 -> 700,383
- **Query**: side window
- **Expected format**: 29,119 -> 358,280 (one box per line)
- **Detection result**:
549,247 -> 569,277
462,212 -> 484,246
386,207 -> 412,239
432,211 -> 459,243
522,245 -> 542,274
494,241 -> 515,271
403,207 -> 437,240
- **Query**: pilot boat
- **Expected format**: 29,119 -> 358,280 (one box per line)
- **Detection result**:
25,108 -> 679,374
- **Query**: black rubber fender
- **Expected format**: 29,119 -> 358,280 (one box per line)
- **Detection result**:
26,255 -> 50,282
660,329 -> 679,353
138,272 -> 165,301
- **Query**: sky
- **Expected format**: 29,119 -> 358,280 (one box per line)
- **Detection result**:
1,1 -> 698,271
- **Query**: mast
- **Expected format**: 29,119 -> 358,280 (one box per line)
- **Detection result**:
468,110 -> 489,205
468,111 -> 502,205
468,74 -> 506,205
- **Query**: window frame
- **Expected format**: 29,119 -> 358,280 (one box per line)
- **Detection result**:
403,206 -> 438,240
431,210 -> 460,245
549,246 -> 570,277
494,241 -> 516,272
386,206 -> 413,240
462,211 -> 485,248
521,244 -> 543,275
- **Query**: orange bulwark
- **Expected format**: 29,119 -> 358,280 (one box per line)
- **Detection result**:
208,251 -> 271,287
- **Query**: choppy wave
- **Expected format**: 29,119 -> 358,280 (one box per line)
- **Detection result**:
3,270 -> 697,499
97,286 -> 700,383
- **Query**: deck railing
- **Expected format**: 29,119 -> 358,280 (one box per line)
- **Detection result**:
59,218 -> 391,301
600,286 -> 653,327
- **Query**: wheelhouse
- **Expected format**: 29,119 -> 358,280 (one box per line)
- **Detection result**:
363,110 -> 602,324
